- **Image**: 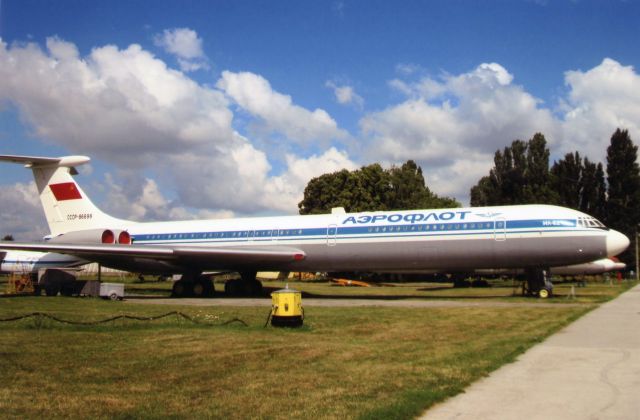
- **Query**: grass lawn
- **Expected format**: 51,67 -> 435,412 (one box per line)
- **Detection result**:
0,277 -> 635,418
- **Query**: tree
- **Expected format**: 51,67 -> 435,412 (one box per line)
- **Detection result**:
297,169 -> 368,214
580,159 -> 607,222
470,133 -> 556,206
298,161 -> 459,214
469,175 -> 494,206
387,160 -> 458,209
606,128 -> 640,262
357,163 -> 392,210
524,133 -> 557,203
550,153 -> 607,220
2,234 -> 14,241
496,139 -> 527,204
550,151 -> 583,209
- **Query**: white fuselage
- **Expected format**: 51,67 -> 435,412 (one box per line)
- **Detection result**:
100,204 -> 628,274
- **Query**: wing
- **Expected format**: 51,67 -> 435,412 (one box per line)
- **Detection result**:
0,241 -> 306,273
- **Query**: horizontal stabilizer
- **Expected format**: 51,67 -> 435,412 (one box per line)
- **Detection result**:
0,154 -> 91,168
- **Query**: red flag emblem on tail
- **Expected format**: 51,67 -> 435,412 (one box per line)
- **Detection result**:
50,182 -> 82,201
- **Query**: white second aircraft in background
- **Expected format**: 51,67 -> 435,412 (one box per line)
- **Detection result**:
546,257 -> 626,276
0,250 -> 83,274
0,154 -> 630,298
469,257 -> 626,277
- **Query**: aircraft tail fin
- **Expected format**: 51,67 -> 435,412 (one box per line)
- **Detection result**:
0,154 -> 129,236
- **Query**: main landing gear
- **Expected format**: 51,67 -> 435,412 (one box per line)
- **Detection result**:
171,271 -> 264,298
224,271 -> 263,297
523,268 -> 553,299
171,272 -> 215,298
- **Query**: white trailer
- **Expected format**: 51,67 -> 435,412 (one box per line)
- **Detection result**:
99,282 -> 124,300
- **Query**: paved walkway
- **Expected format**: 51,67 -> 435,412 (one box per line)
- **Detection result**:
421,284 -> 640,420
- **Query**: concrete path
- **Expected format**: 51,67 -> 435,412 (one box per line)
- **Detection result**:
421,284 -> 640,420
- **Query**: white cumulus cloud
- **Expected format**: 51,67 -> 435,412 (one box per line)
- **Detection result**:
262,147 -> 359,212
0,37 -> 233,166
3,31 -> 639,217
217,71 -> 348,144
325,81 -> 364,109
0,182 -> 48,240
362,62 -> 558,202
560,58 -> 640,161
153,27 -> 209,72
0,36 -> 356,222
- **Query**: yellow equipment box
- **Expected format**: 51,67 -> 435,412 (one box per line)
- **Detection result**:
270,287 -> 303,327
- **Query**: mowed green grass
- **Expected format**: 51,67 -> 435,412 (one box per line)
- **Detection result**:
0,279 -> 635,418
0,285 -> 624,420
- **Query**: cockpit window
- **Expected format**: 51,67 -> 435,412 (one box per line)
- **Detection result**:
578,216 -> 608,230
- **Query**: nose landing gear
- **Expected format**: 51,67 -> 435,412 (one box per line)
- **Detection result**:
523,268 -> 553,298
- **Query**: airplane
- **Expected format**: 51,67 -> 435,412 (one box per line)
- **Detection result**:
464,257 -> 627,277
0,249 -> 84,274
0,154 -> 630,298
545,257 -> 626,276
0,249 -> 86,295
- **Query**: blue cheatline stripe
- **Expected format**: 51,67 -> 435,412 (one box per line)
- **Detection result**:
131,218 -> 583,245
2,260 -> 77,265
507,219 -> 576,229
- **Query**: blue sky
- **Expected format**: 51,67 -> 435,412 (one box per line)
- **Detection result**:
1,0 -> 640,239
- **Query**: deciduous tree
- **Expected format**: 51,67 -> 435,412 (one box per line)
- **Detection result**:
299,161 -> 459,214
470,133 -> 556,205
606,128 -> 640,262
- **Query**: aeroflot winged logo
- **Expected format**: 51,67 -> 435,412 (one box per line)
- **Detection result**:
476,212 -> 503,218
342,211 -> 472,225
49,182 -> 82,201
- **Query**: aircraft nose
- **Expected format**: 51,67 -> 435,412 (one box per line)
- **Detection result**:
606,230 -> 630,257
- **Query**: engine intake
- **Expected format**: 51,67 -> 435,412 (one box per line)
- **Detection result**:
102,230 -> 115,244
49,228 -> 132,245
118,231 -> 131,245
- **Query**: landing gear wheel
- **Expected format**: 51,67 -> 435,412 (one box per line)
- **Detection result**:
192,277 -> 215,297
45,284 -> 60,296
172,280 -> 188,297
60,284 -> 74,296
247,279 -> 263,296
225,279 -> 243,296
225,273 -> 263,297
201,277 -> 214,297
192,280 -> 206,297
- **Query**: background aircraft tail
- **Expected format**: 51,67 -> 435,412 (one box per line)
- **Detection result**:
0,155 -> 129,236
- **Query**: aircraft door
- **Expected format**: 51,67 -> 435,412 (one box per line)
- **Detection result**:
327,224 -> 337,246
494,217 -> 506,241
